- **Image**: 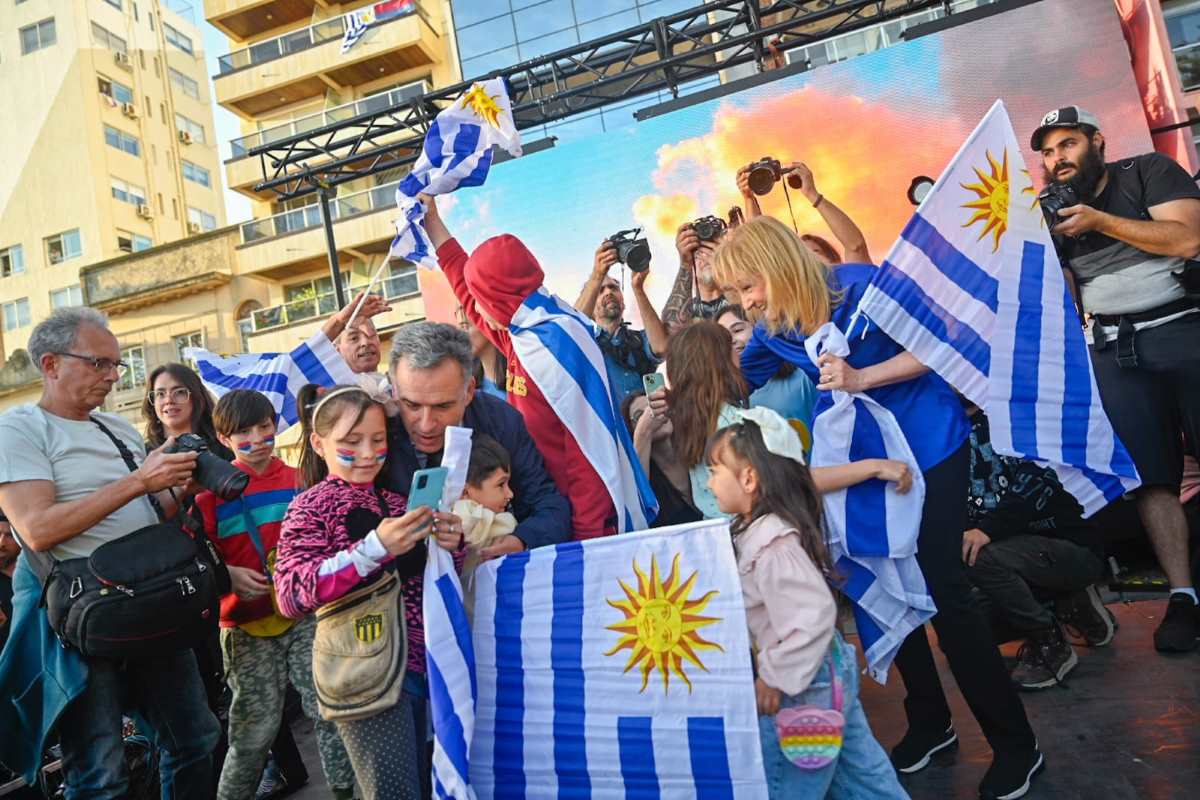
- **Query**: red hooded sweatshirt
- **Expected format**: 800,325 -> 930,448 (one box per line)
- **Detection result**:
438,235 -> 616,539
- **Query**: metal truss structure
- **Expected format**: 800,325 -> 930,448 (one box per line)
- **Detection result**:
250,0 -> 955,199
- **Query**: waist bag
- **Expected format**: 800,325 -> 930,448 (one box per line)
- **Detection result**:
24,418 -> 225,660
312,489 -> 407,721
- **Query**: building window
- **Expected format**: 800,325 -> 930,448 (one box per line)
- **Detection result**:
2,298 -> 31,331
174,113 -> 206,143
115,346 -> 146,393
187,207 -> 217,231
181,160 -> 211,187
91,22 -> 127,54
1166,1 -> 1200,90
163,23 -> 193,55
103,0 -> 123,10
169,68 -> 200,100
50,285 -> 83,309
110,177 -> 148,206
103,125 -> 141,157
20,18 -> 56,55
0,245 -> 24,277
117,230 -> 152,252
175,331 -> 203,363
45,229 -> 82,265
149,11 -> 155,32
97,75 -> 134,105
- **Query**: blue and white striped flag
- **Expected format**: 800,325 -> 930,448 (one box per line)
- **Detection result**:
185,330 -> 355,431
470,519 -> 767,799
340,8 -> 374,54
425,545 -> 477,800
858,100 -> 1140,515
390,79 -> 522,269
805,323 -> 934,682
509,287 -> 658,533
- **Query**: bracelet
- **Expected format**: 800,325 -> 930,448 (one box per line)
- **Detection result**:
812,193 -> 825,210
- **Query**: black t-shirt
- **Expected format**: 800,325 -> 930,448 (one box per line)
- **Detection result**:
1056,152 -> 1200,314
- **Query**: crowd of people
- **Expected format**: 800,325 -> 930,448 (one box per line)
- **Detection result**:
0,105 -> 1198,800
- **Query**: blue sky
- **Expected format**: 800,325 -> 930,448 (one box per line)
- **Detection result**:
199,19 -> 253,224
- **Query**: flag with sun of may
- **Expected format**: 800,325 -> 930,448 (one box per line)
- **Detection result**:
468,518 -> 767,799
857,100 -> 1139,517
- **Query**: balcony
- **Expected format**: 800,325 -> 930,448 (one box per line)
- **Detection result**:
248,269 -> 419,333
206,0 -> 356,42
224,80 -> 428,198
82,228 -> 238,313
1174,42 -> 1200,93
235,178 -> 405,280
213,2 -> 441,119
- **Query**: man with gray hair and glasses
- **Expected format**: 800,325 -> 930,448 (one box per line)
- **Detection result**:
0,307 -> 220,798
383,321 -> 571,557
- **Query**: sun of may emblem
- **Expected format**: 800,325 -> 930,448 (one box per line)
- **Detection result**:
604,553 -> 723,694
960,149 -> 1010,252
460,84 -> 504,129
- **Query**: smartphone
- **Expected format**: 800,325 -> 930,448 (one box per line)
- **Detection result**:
642,372 -> 666,396
408,467 -> 448,514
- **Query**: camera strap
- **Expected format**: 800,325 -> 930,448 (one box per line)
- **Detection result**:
90,416 -> 166,522
782,181 -> 801,235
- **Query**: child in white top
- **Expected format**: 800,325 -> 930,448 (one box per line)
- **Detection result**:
706,408 -> 909,799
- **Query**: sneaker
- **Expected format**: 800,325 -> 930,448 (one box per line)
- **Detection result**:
890,724 -> 957,774
1153,593 -> 1199,653
255,773 -> 286,800
1056,585 -> 1115,647
979,747 -> 1044,799
1011,625 -> 1077,690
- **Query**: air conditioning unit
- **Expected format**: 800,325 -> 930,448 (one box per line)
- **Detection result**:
177,130 -> 193,145
113,51 -> 132,69
136,203 -> 154,219
186,221 -> 201,234
121,102 -> 138,119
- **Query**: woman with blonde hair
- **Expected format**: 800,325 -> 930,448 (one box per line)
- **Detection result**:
713,216 -> 1043,800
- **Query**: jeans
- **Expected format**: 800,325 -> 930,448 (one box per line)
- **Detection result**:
892,442 -> 1036,755
758,635 -> 909,799
966,535 -> 1105,634
57,648 -> 221,800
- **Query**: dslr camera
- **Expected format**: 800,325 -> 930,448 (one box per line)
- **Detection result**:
608,228 -> 651,272
165,434 -> 250,500
745,156 -> 802,196
1037,183 -> 1079,230
691,215 -> 727,242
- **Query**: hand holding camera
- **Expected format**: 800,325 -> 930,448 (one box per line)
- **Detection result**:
136,439 -> 199,494
607,228 -> 651,272
675,222 -> 701,264
593,239 -> 620,278
163,434 -> 250,500
743,156 -> 805,196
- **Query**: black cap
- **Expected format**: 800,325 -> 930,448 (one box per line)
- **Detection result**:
1030,106 -> 1101,151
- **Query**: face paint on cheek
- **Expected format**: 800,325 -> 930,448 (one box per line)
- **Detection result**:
375,448 -> 388,464
335,449 -> 357,466
236,442 -> 255,454
257,435 -> 275,449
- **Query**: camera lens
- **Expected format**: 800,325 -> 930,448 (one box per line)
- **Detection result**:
748,166 -> 776,196
622,240 -> 651,272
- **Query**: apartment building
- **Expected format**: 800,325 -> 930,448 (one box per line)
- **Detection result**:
0,0 -> 224,363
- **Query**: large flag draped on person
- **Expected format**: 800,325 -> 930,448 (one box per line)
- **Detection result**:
185,330 -> 356,431
804,323 -> 934,683
468,519 -> 767,799
857,100 -> 1140,515
388,78 -> 522,271
509,288 -> 658,533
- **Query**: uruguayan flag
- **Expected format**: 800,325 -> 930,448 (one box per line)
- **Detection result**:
390,79 -> 522,269
340,8 -> 374,54
858,100 -> 1140,515
185,330 -> 355,431
470,519 -> 767,799
805,323 -> 934,682
509,287 -> 658,533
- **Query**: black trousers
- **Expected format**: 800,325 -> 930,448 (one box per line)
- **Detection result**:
966,535 -> 1104,634
893,442 -> 1037,755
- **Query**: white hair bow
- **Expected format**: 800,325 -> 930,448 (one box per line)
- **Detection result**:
733,406 -> 807,466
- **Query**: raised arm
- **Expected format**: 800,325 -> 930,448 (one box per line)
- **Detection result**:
321,290 -> 392,343
630,268 -> 669,357
1054,197 -> 1200,259
788,163 -> 872,264
574,240 -> 619,318
736,165 -> 764,220
660,224 -> 701,331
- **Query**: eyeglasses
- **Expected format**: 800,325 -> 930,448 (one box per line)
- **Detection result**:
148,387 -> 192,404
55,352 -> 128,377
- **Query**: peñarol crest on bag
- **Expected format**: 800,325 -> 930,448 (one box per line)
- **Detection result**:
355,613 -> 384,643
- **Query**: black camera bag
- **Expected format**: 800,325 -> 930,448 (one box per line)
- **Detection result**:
23,418 -> 224,660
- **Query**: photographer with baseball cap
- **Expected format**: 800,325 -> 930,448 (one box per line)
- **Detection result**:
1033,105 -> 1200,653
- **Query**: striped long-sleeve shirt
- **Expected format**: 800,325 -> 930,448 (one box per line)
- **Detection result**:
275,476 -> 447,674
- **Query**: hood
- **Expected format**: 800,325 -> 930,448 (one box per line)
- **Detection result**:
463,234 -> 545,326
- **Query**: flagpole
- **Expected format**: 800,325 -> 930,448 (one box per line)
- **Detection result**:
315,179 -> 347,309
